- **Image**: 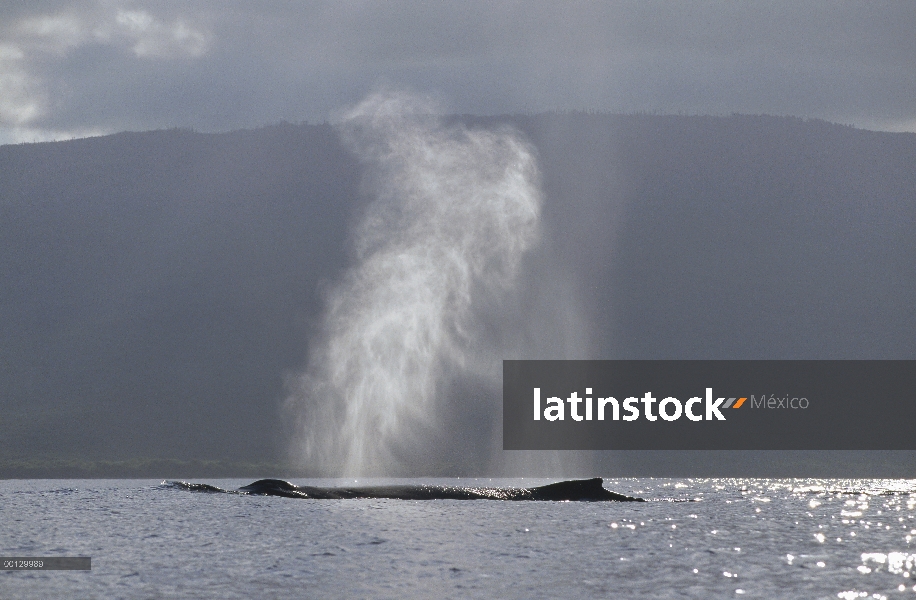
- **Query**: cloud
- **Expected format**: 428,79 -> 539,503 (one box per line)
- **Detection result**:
0,1 -> 210,141
1,1 -> 914,144
106,9 -> 209,58
16,13 -> 88,53
0,43 -> 42,126
9,4 -> 211,58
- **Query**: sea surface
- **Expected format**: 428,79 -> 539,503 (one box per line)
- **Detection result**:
1,478 -> 914,599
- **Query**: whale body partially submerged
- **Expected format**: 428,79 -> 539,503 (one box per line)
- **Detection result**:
169,478 -> 644,501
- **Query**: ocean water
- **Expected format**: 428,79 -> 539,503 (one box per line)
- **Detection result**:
1,478 -> 914,599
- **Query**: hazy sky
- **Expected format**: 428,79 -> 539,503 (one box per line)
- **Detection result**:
1,1 -> 914,144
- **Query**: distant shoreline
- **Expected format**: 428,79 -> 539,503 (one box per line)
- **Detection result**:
0,458 -> 298,479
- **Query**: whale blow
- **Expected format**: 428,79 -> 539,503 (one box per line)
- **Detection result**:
284,93 -> 544,475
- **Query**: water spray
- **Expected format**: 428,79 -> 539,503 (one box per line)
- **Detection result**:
285,92 -> 543,475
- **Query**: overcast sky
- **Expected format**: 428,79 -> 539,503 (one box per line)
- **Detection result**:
1,1 -> 914,144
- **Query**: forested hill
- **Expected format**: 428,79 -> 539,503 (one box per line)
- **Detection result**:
2,114 -> 914,475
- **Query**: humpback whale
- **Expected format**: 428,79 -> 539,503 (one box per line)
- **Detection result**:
168,478 -> 644,501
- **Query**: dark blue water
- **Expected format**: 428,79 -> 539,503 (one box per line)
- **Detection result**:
1,478 -> 914,598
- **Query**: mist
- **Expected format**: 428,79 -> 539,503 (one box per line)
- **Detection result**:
1,112 -> 914,477
284,93 -> 542,475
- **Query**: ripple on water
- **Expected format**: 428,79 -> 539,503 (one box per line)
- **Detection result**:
0,477 -> 914,599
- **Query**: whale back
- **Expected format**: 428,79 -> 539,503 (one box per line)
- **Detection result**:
525,477 -> 641,501
238,479 -> 310,498
230,477 -> 644,501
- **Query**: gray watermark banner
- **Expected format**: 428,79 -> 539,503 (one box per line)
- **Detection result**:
1,557 -> 91,570
503,360 -> 916,450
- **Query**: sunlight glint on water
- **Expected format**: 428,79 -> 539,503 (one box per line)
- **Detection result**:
1,478 -> 914,599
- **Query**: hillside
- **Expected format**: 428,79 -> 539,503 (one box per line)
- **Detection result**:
2,114 -> 914,475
